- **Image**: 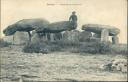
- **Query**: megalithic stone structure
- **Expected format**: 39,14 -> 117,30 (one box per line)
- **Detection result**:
101,29 -> 109,42
112,36 -> 119,44
82,24 -> 120,36
82,24 -> 120,44
3,18 -> 50,42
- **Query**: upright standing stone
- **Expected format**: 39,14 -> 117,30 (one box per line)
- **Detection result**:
63,31 -> 71,41
79,31 -> 92,42
13,32 -> 29,44
112,36 -> 119,44
54,33 -> 62,41
50,33 -> 54,42
44,33 -> 48,41
31,33 -> 51,43
71,30 -> 80,42
101,29 -> 109,42
63,30 -> 80,42
31,33 -> 41,44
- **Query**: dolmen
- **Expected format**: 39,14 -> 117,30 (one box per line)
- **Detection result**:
36,21 -> 76,42
82,24 -> 120,44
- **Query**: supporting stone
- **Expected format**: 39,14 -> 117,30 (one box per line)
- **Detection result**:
41,34 -> 46,42
45,33 -> 48,41
50,33 -> 54,42
54,33 -> 62,41
46,33 -> 51,41
79,31 -> 92,42
63,31 -> 70,41
31,33 -> 40,44
13,31 -> 29,44
63,30 -> 80,42
112,36 -> 119,44
101,29 -> 109,42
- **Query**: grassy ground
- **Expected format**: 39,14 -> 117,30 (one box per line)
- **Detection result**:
0,45 -> 127,82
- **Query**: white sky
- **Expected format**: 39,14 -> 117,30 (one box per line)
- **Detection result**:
1,0 -> 127,43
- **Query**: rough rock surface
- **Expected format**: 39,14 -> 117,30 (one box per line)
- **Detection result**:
63,30 -> 80,42
31,33 -> 41,44
79,31 -> 92,42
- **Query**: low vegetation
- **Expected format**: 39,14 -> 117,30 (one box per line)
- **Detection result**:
22,39 -> 127,55
22,42 -> 48,53
110,44 -> 127,55
0,39 -> 11,48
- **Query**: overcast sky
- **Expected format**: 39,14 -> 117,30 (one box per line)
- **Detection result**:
1,0 -> 127,43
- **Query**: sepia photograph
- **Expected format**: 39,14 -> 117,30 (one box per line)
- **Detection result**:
0,0 -> 127,81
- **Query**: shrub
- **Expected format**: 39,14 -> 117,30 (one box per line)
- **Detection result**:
110,44 -> 127,55
51,40 -> 112,54
22,42 -> 49,53
79,41 -> 112,54
22,41 -> 63,53
79,42 -> 99,54
0,39 -> 11,48
23,38 -> 127,55
44,41 -> 62,52
55,39 -> 80,48
48,44 -> 62,52
98,41 -> 112,54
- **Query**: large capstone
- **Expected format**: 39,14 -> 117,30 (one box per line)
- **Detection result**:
16,18 -> 50,32
82,24 -> 120,36
3,18 -> 49,36
79,31 -> 92,42
38,21 -> 76,33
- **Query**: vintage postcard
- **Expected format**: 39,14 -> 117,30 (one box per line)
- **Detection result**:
0,0 -> 127,81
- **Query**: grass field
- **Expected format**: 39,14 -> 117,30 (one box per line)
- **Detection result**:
0,45 -> 127,82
